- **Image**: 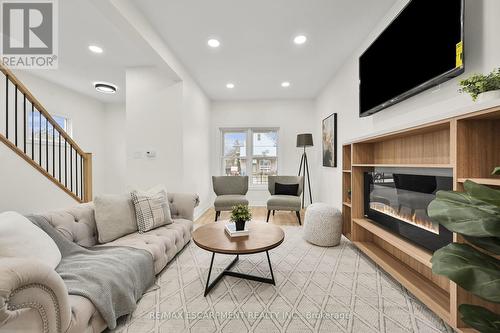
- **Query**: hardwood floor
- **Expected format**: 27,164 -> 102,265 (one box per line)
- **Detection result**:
195,207 -> 305,226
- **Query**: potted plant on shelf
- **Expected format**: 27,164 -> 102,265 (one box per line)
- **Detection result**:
459,68 -> 500,102
230,204 -> 252,231
428,170 -> 500,332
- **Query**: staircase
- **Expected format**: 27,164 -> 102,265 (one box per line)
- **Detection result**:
0,64 -> 92,203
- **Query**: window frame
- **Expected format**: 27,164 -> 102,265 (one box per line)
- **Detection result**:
220,127 -> 280,189
26,113 -> 72,145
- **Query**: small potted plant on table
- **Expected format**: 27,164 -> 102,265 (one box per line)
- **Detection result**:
230,204 -> 252,231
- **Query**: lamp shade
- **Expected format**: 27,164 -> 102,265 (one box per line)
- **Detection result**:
296,133 -> 313,147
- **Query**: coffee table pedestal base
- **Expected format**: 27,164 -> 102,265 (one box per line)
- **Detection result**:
204,251 -> 275,297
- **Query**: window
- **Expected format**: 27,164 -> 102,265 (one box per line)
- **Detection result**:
27,113 -> 71,143
221,128 -> 278,185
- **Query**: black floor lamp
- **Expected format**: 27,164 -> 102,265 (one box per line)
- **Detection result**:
297,133 -> 313,208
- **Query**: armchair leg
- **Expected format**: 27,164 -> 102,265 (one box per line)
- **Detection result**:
215,211 -> 220,221
296,211 -> 301,225
266,210 -> 271,222
272,210 -> 275,216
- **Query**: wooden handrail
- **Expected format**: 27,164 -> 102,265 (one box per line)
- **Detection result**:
0,63 -> 93,203
0,64 -> 86,156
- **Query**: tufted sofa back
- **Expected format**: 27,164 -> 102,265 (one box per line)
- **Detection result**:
39,203 -> 98,247
36,193 -> 196,247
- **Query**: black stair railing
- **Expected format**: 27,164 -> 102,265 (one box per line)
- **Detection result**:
0,64 -> 92,202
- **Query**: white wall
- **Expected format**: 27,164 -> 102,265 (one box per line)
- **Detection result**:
125,67 -> 183,191
211,100 -> 317,206
315,0 -> 500,209
181,79 -> 212,216
125,67 -> 212,218
0,143 -> 78,214
102,102 -> 127,193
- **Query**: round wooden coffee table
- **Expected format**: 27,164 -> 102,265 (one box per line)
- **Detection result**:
193,221 -> 285,296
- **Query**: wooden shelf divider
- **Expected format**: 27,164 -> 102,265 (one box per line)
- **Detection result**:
457,178 -> 500,186
352,163 -> 453,168
353,218 -> 432,268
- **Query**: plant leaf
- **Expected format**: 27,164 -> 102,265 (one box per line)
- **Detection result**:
431,243 -> 500,303
429,191 -> 500,237
464,235 -> 500,256
464,180 -> 500,206
459,304 -> 500,333
493,167 -> 500,176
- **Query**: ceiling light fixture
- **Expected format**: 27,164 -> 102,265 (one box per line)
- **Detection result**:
207,39 -> 221,48
226,83 -> 235,89
88,45 -> 103,54
94,82 -> 117,94
293,35 -> 307,45
281,81 -> 291,88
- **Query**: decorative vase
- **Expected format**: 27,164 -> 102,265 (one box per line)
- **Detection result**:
235,220 -> 246,231
477,90 -> 500,102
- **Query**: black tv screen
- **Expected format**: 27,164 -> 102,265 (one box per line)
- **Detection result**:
359,0 -> 464,117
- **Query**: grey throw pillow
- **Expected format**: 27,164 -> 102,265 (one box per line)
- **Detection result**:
94,194 -> 138,243
131,188 -> 173,233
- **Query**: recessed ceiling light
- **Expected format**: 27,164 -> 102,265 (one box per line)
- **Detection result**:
94,82 -> 117,94
281,81 -> 291,88
226,83 -> 235,89
88,45 -> 103,54
293,35 -> 307,45
207,39 -> 221,48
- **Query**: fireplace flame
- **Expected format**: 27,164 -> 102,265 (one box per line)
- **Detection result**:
369,202 -> 439,234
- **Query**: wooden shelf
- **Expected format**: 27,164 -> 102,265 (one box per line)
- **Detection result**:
342,170 -> 351,173
353,241 -> 450,322
352,163 -> 453,168
457,178 -> 500,186
353,218 -> 432,268
342,202 -> 352,208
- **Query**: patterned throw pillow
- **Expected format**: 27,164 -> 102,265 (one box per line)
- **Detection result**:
131,188 -> 173,233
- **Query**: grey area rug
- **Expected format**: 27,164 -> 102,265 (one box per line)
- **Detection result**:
110,226 -> 454,333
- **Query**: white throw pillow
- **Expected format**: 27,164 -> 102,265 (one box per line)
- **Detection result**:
94,194 -> 138,243
131,185 -> 173,233
0,211 -> 62,269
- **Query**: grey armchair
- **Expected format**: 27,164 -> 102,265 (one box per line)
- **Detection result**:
266,176 -> 303,225
212,176 -> 249,221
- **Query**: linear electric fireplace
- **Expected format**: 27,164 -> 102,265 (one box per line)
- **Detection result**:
364,171 -> 453,252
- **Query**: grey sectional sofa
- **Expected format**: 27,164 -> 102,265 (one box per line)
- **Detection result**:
0,192 -> 198,333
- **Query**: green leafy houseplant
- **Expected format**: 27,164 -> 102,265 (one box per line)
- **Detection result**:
459,68 -> 500,101
230,204 -> 252,231
428,174 -> 500,332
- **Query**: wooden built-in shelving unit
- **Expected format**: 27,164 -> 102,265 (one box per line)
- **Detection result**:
342,144 -> 352,240
342,105 -> 500,332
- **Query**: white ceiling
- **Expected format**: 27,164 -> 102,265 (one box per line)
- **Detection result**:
19,0 -> 399,103
137,0 -> 399,100
24,0 -> 174,103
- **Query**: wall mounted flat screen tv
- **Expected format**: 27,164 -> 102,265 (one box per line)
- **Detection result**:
359,0 -> 465,117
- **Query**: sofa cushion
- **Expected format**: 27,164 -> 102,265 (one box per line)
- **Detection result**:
40,204 -> 98,247
94,194 -> 138,243
214,195 -> 249,211
0,212 -> 61,269
267,195 -> 301,211
102,219 -> 193,274
132,188 -> 173,233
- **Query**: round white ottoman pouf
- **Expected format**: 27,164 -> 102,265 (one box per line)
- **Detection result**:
303,203 -> 342,247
